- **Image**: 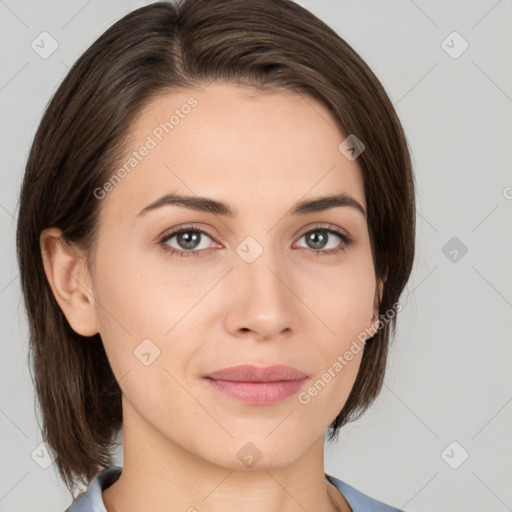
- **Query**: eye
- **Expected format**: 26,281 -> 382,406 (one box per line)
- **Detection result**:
158,223 -> 354,258
158,224 -> 218,257
294,224 -> 354,256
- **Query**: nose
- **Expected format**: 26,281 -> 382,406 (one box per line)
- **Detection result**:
224,248 -> 301,341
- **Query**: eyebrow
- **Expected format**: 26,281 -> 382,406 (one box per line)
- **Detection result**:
137,192 -> 366,218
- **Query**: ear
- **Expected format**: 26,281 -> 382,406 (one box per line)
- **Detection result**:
40,227 -> 99,337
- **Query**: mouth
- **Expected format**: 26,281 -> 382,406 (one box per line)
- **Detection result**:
202,364 -> 309,405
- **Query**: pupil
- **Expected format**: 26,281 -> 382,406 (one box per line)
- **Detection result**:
178,231 -> 200,250
308,231 -> 327,249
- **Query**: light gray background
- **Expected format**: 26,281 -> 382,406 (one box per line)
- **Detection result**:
1,1 -> 511,511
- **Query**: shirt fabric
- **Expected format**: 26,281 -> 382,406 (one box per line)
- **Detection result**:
65,466 -> 404,512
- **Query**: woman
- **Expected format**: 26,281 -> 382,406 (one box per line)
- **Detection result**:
16,0 -> 415,510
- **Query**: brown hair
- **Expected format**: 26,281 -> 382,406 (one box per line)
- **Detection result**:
16,0 -> 415,498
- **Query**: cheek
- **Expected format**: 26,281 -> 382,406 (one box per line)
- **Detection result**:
304,252 -> 376,337
92,243 -> 184,335
298,253 -> 375,402
89,246 -> 166,377
295,268 -> 372,421
90,247 -> 211,383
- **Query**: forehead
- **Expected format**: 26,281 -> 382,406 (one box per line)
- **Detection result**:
100,82 -> 366,221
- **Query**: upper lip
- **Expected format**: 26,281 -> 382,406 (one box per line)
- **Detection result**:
204,364 -> 309,382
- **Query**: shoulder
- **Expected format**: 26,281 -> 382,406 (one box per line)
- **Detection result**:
326,473 -> 405,512
64,466 -> 122,512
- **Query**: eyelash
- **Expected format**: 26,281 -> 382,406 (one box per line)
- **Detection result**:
158,223 -> 354,258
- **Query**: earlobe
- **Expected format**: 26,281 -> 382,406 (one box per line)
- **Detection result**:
40,227 -> 99,337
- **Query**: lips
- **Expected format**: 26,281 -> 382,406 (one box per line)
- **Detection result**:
203,364 -> 309,405
204,364 -> 309,382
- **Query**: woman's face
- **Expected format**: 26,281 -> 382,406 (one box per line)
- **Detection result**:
85,81 -> 381,469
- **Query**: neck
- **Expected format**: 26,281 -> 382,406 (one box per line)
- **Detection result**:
102,398 -> 351,512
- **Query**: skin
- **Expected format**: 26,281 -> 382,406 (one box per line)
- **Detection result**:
41,82 -> 383,512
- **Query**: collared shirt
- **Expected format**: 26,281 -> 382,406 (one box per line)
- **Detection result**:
65,466 -> 404,512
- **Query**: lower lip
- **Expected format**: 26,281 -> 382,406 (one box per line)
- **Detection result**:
204,377 -> 308,405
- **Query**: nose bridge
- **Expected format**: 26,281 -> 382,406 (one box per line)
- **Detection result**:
227,235 -> 298,337
240,240 -> 290,306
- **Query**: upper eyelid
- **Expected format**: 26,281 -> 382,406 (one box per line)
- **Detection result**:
159,224 -> 218,243
296,223 -> 347,237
